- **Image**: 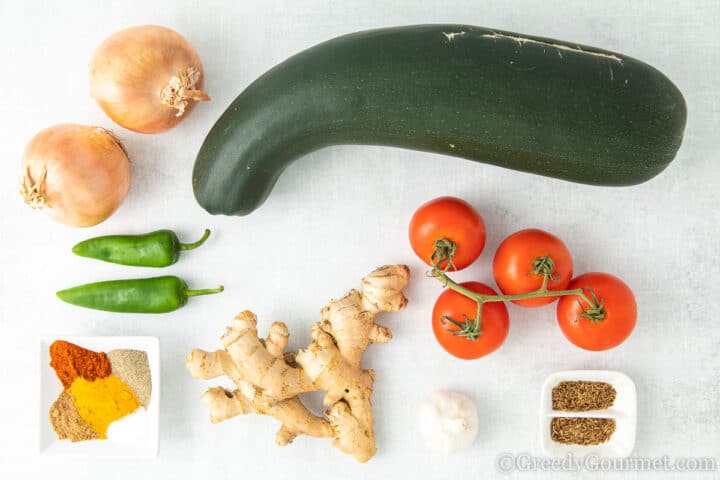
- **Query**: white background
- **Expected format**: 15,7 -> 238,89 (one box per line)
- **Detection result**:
1,1 -> 718,478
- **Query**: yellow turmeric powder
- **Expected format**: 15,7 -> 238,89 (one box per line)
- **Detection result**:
69,375 -> 140,438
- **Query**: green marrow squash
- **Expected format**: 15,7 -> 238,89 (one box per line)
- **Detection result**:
193,25 -> 686,216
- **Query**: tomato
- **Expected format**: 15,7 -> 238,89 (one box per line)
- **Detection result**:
432,282 -> 509,359
409,197 -> 486,270
556,273 -> 637,351
493,229 -> 573,307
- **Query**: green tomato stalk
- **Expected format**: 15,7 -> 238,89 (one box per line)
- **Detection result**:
430,238 -> 605,340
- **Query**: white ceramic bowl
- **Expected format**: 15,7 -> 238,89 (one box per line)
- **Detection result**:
540,370 -> 636,458
39,336 -> 159,457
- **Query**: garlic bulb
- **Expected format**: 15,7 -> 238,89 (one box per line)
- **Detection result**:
419,390 -> 478,453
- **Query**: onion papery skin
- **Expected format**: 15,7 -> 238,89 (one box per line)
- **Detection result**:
21,124 -> 131,227
89,25 -> 208,134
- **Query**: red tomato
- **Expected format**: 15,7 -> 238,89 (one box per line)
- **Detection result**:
556,273 -> 637,351
432,282 -> 509,359
409,197 -> 486,270
493,229 -> 573,307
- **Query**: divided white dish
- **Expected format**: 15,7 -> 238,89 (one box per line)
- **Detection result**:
540,370 -> 636,458
39,336 -> 160,458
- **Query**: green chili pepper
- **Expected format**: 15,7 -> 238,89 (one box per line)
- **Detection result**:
56,276 -> 224,313
71,229 -> 212,267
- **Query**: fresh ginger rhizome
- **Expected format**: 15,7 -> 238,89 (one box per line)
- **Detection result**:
186,265 -> 410,462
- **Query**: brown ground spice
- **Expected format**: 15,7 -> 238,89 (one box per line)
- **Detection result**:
550,417 -> 616,445
552,381 -> 616,411
49,389 -> 98,442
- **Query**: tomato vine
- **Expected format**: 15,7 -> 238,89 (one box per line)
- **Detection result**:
430,238 -> 605,340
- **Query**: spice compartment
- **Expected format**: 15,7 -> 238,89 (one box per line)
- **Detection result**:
39,336 -> 160,457
539,370 -> 636,458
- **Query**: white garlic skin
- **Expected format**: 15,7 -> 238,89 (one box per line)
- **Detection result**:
419,390 -> 478,453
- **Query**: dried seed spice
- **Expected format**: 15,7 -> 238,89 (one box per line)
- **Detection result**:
550,417 -> 616,445
552,381 -> 616,411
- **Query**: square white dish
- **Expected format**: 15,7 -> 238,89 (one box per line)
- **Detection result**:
39,336 -> 159,458
540,370 -> 636,458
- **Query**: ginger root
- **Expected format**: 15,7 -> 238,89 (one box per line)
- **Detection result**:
186,265 -> 409,462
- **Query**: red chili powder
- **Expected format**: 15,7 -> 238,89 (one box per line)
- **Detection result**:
49,340 -> 112,388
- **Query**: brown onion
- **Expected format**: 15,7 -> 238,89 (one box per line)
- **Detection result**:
89,25 -> 210,134
20,124 -> 131,227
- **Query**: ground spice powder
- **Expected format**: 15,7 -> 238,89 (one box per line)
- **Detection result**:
552,381 -> 616,411
69,375 -> 140,438
49,340 -> 112,388
107,349 -> 152,407
550,417 -> 616,445
49,389 -> 98,442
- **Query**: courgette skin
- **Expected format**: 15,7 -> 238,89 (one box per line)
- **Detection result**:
193,25 -> 686,216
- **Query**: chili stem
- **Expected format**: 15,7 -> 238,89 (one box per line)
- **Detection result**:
180,229 -> 211,250
186,285 -> 224,297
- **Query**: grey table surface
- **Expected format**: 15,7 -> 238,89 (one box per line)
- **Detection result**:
0,0 -> 718,478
